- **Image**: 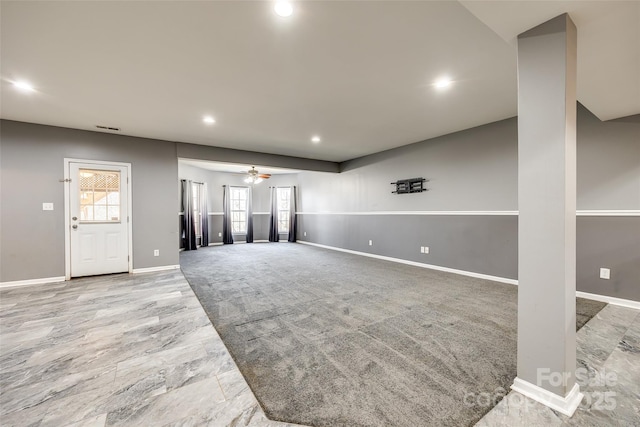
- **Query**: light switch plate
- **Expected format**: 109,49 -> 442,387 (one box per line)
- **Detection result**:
42,202 -> 54,211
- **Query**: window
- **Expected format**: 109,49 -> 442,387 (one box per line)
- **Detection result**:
277,187 -> 291,233
79,169 -> 121,222
230,186 -> 248,233
192,183 -> 202,239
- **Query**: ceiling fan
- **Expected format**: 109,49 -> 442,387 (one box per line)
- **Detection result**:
244,166 -> 271,184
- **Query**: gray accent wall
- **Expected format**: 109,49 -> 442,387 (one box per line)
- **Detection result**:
1,120 -> 179,282
297,105 -> 640,301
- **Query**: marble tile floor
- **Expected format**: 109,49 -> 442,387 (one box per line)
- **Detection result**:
477,304 -> 640,427
0,270 -> 304,427
1,269 -> 638,427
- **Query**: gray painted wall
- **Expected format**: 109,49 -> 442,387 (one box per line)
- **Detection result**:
577,105 -> 640,209
1,120 -> 179,281
577,217 -> 640,301
298,214 -> 519,279
178,163 -> 298,244
297,105 -> 640,301
301,117 -> 518,212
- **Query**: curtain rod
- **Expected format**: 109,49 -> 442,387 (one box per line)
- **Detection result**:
181,179 -> 204,185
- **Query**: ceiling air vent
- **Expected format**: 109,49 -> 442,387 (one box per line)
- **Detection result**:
96,125 -> 121,131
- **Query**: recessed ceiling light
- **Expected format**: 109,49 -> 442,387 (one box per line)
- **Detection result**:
203,116 -> 216,125
434,78 -> 453,89
311,135 -> 321,143
274,1 -> 293,17
13,80 -> 35,92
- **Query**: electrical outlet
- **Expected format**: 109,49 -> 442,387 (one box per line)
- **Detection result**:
153,249 -> 160,257
420,246 -> 425,253
369,240 -> 373,246
218,232 -> 222,237
424,246 -> 429,254
42,202 -> 54,211
304,231 -> 307,237
599,268 -> 610,280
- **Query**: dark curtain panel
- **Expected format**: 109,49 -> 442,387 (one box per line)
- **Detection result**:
222,185 -> 234,244
180,179 -> 197,251
200,183 -> 209,247
246,186 -> 254,243
288,186 -> 297,242
268,186 -> 279,242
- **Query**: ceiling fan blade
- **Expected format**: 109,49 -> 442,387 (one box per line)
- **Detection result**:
258,174 -> 271,179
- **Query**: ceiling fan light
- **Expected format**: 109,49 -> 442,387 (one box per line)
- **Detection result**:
244,166 -> 266,184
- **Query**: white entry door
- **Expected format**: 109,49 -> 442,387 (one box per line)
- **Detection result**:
68,161 -> 130,277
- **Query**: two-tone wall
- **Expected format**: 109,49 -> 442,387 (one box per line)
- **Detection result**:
178,163 -> 298,244
2,105 -> 638,302
297,105 -> 640,301
0,121 -> 317,284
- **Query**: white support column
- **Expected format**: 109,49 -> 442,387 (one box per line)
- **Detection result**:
512,13 -> 582,416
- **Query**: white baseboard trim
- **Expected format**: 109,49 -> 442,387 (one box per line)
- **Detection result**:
576,291 -> 640,310
0,276 -> 66,289
296,242 -> 640,309
297,241 -> 518,286
202,241 -> 270,246
511,377 -> 583,417
296,210 -> 519,216
295,210 -> 639,217
132,265 -> 181,274
576,210 -> 640,217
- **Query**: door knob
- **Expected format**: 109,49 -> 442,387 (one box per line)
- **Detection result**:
72,216 -> 78,221
72,225 -> 78,229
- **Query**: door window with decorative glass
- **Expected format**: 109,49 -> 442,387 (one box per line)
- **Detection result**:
79,169 -> 121,222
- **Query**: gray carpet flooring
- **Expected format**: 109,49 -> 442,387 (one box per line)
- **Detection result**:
180,243 -> 606,427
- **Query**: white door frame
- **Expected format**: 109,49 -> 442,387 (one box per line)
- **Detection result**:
64,158 -> 133,280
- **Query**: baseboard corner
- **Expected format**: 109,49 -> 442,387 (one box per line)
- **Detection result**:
511,377 -> 582,417
576,291 -> 640,310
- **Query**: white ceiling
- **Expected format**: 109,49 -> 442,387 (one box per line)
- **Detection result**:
460,1 -> 640,122
1,1 -> 638,163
